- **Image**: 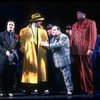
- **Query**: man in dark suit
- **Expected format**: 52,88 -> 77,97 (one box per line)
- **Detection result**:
0,20 -> 19,96
92,34 -> 100,90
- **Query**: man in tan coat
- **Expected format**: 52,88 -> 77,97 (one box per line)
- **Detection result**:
19,13 -> 48,95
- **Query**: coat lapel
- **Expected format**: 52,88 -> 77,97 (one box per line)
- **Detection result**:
4,31 -> 16,49
4,31 -> 10,45
72,19 -> 89,40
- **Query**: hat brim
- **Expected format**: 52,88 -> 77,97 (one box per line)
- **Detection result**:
30,18 -> 45,22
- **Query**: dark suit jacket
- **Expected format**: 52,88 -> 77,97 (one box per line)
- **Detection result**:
0,31 -> 17,64
92,35 -> 100,68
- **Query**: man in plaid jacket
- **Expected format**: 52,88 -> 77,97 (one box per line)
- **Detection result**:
41,25 -> 73,95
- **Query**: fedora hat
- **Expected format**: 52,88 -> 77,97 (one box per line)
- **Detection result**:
66,25 -> 72,29
30,13 -> 45,22
46,24 -> 53,29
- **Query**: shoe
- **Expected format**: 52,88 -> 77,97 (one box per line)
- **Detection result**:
8,93 -> 14,97
22,89 -> 26,93
0,93 -> 3,96
87,91 -> 94,95
34,89 -> 38,94
43,89 -> 49,95
67,91 -> 72,95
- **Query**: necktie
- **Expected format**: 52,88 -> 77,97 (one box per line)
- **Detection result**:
32,27 -> 38,45
10,32 -> 13,43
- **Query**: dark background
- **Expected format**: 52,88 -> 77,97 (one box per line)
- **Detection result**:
0,0 -> 100,34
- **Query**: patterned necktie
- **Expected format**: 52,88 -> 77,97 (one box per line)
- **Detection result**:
10,32 -> 13,43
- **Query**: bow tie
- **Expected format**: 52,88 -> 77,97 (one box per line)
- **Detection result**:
54,36 -> 59,41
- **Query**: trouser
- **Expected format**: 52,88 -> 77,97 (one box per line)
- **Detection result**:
72,55 -> 94,94
0,64 -> 3,93
2,64 -> 16,93
60,65 -> 73,92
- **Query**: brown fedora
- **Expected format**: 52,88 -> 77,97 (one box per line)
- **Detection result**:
30,13 -> 45,22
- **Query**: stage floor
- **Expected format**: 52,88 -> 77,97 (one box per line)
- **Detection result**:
0,90 -> 100,99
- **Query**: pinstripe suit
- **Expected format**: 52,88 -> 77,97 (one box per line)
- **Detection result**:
71,18 -> 97,94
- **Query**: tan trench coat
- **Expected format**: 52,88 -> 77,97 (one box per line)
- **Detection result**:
20,25 -> 48,84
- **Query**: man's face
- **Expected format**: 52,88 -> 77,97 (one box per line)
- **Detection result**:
7,21 -> 15,32
77,11 -> 85,20
47,29 -> 52,35
66,29 -> 72,36
66,29 -> 70,34
52,26 -> 60,36
35,21 -> 42,27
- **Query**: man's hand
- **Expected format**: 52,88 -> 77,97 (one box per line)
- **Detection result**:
6,51 -> 10,57
41,41 -> 49,47
8,53 -> 14,61
86,49 -> 93,56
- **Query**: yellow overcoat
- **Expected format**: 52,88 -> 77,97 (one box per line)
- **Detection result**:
20,25 -> 48,84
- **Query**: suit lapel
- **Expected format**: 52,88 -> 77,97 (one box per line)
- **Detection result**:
4,31 -> 16,49
72,19 -> 89,40
53,35 -> 60,43
4,31 -> 10,45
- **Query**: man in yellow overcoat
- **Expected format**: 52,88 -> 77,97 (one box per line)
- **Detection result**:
19,13 -> 48,95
